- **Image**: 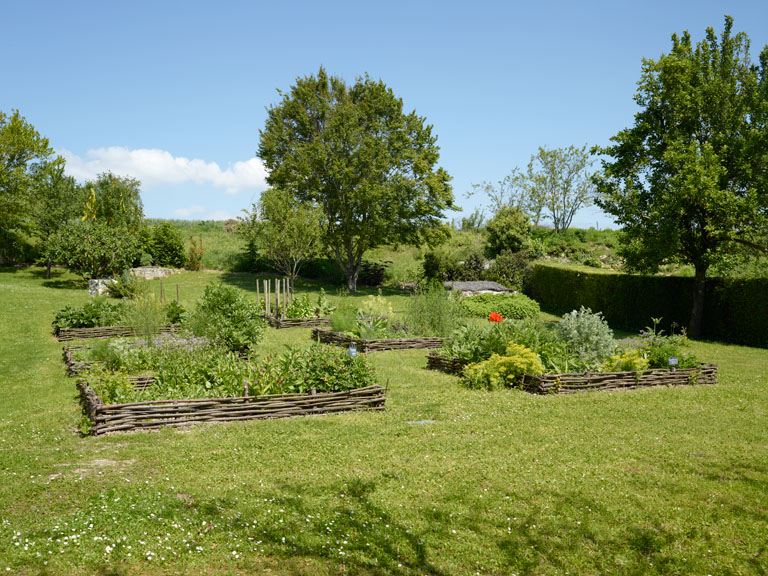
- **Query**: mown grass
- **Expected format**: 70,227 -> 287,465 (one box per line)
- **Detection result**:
1,267 -> 767,575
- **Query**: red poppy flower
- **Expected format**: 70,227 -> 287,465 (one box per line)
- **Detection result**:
489,312 -> 503,323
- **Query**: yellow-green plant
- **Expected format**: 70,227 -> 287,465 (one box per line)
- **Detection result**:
601,349 -> 649,373
463,342 -> 543,390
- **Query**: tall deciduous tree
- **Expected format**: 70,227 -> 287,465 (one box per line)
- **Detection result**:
258,68 -> 454,292
471,145 -> 595,233
238,188 -> 324,290
0,109 -> 57,261
593,16 -> 768,338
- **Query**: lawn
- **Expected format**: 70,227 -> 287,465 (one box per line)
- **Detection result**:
1,267 -> 767,575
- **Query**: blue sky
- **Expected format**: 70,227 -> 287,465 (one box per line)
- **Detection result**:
3,0 -> 767,228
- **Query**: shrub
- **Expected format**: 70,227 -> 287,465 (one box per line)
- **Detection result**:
187,235 -> 204,270
557,307 -> 616,366
52,221 -> 141,279
286,294 -> 315,319
51,297 -> 124,333
106,270 -> 149,299
358,261 -> 388,286
329,299 -> 358,333
484,205 -> 531,258
462,343 -> 543,390
601,349 -> 650,373
149,222 -> 186,268
485,249 -> 534,291
163,300 -> 185,324
439,321 -> 519,363
187,283 -> 266,352
460,293 -> 540,320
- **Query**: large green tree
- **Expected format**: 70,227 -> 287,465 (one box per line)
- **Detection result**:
258,68 -> 454,292
594,16 -> 768,338
0,109 -> 57,261
238,188 -> 324,290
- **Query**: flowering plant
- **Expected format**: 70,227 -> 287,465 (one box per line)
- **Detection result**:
488,312 -> 503,323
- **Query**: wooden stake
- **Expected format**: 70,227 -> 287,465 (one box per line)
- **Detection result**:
176,284 -> 179,302
160,279 -> 164,302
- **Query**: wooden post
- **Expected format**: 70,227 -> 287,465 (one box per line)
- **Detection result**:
255,278 -> 260,310
264,280 -> 270,316
282,278 -> 287,318
275,279 -> 280,319
160,279 -> 164,302
176,284 -> 179,302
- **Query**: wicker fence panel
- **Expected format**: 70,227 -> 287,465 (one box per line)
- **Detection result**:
426,353 -> 717,394
265,317 -> 331,329
311,328 -> 442,353
77,380 -> 386,435
56,324 -> 179,342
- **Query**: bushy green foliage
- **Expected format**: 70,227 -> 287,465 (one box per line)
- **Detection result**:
106,270 -> 149,299
286,294 -> 315,319
187,235 -> 204,271
557,307 -> 616,365
422,249 -> 487,282
85,339 -> 376,403
187,283 -> 266,352
52,221 -> 141,279
601,349 -> 650,373
163,300 -> 185,324
51,297 -> 124,332
147,222 -> 186,268
439,321 -> 518,363
484,249 -> 534,291
460,293 -> 540,321
484,205 -> 531,257
462,342 -> 543,390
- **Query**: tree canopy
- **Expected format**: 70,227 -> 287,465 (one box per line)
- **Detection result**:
0,109 -> 58,261
594,16 -> 768,337
81,172 -> 144,231
258,67 -> 453,291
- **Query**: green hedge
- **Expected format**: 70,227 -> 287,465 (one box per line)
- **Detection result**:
460,293 -> 540,321
526,263 -> 768,347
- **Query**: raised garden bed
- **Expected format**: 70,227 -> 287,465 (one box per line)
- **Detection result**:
63,346 -> 156,390
55,324 -> 180,342
264,316 -> 331,329
312,328 -> 442,353
77,379 -> 386,435
426,353 -> 717,394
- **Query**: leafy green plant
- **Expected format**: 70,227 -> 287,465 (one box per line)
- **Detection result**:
51,297 -> 124,332
601,349 -> 650,373
460,293 -> 540,320
315,288 -> 335,317
462,342 -> 543,390
329,299 -> 358,333
557,307 -> 616,366
106,270 -> 149,299
148,222 -> 186,268
637,318 -> 699,369
163,300 -> 185,324
187,235 -> 204,271
187,282 -> 266,352
286,294 -> 315,319
51,221 -> 141,279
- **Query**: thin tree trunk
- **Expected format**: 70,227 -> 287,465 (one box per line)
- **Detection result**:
45,257 -> 52,280
688,262 -> 708,339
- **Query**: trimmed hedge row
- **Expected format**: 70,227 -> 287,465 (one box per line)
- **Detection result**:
526,263 -> 768,347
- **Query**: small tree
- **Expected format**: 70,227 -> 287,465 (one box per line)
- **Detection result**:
258,67 -> 454,292
81,172 -> 144,231
31,161 -> 87,278
472,145 -> 595,233
238,188 -> 323,291
484,205 -> 531,258
52,221 -> 141,279
593,16 -> 768,338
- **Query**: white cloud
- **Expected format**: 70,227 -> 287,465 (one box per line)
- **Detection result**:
58,146 -> 267,194
172,206 -> 236,220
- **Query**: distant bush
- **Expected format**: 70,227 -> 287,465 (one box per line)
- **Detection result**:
485,250 -> 534,291
148,222 -> 186,268
106,270 -> 149,299
460,293 -> 540,321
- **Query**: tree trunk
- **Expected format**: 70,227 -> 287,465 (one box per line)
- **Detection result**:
45,257 -> 52,280
345,265 -> 360,293
688,262 -> 708,339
